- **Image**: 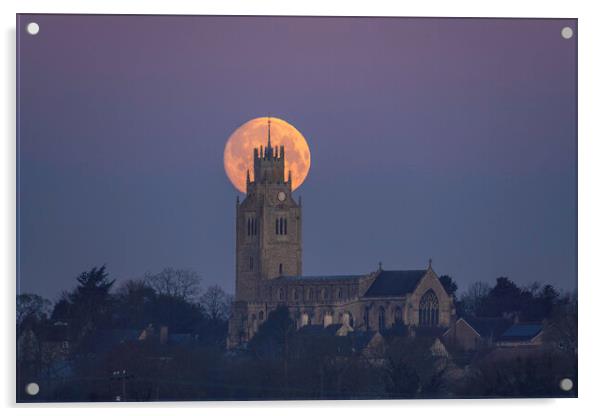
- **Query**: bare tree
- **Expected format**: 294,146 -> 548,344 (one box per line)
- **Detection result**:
17,293 -> 51,328
200,285 -> 231,321
144,268 -> 201,301
459,281 -> 491,316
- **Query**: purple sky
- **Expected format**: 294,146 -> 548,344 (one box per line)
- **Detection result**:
17,15 -> 577,299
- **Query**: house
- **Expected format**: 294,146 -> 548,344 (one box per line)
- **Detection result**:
496,323 -> 544,347
442,317 -> 512,351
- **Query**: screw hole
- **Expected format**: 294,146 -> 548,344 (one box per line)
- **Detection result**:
26,22 -> 40,35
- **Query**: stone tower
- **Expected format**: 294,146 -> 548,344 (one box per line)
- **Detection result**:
234,118 -> 302,303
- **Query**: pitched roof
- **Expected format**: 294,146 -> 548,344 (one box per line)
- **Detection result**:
463,317 -> 513,339
278,274 -> 363,283
363,270 -> 426,297
498,323 -> 543,342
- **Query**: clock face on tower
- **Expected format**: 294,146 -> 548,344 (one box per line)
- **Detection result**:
277,191 -> 286,202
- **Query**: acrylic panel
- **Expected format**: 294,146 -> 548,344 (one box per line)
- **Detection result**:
16,14 -> 577,402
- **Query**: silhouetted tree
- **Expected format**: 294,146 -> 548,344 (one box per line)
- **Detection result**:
144,268 -> 201,301
438,275 -> 458,297
200,285 -> 230,321
17,293 -> 51,334
459,281 -> 491,317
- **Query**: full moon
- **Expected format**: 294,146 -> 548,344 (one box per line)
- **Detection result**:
224,117 -> 311,193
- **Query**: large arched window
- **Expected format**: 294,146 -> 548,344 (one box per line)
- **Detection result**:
378,306 -> 386,332
419,290 -> 439,326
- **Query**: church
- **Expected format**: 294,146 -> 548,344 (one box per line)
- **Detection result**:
227,121 -> 455,348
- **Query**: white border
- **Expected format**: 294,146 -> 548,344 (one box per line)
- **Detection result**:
3,1 -> 601,415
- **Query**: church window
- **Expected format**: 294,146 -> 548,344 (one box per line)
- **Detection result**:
253,218 -> 258,235
394,306 -> 403,324
378,306 -> 386,332
275,219 -> 279,234
419,290 -> 439,327
279,263 -> 283,275
308,288 -> 314,300
364,306 -> 370,330
259,311 -> 264,321
322,288 -> 329,300
284,218 -> 288,234
279,288 -> 285,301
338,288 -> 343,299
249,256 -> 253,271
293,288 -> 299,300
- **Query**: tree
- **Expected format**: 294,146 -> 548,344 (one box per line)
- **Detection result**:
438,275 -> 458,297
113,279 -> 157,329
459,281 -> 491,316
249,305 -> 296,359
478,277 -> 522,317
200,285 -> 231,321
144,268 -> 201,301
17,293 -> 51,331
68,265 -> 115,331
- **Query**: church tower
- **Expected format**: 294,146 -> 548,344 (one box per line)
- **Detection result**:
234,118 -> 302,302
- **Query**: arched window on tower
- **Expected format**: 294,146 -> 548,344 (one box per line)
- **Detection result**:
275,219 -> 279,234
279,263 -> 283,275
378,306 -> 386,332
419,290 -> 439,327
284,218 -> 288,234
249,256 -> 253,271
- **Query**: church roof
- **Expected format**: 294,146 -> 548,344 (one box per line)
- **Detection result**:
278,274 -> 363,283
363,269 -> 426,297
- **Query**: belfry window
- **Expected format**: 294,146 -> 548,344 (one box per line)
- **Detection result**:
419,290 -> 439,327
279,263 -> 283,275
275,217 -> 288,235
247,217 -> 258,236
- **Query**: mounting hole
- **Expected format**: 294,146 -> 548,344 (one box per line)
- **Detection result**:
26,22 -> 40,36
561,26 -> 573,40
559,378 -> 573,391
25,382 -> 40,396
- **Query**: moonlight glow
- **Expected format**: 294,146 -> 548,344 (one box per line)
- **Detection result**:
224,117 -> 311,193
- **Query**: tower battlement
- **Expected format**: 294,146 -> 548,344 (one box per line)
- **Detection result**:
247,118 -> 292,193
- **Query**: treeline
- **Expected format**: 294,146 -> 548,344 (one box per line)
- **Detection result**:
440,275 -> 574,322
17,269 -> 577,401
17,265 -> 232,401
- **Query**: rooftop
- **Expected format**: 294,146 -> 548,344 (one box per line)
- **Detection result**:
363,269 -> 427,297
278,274 -> 364,283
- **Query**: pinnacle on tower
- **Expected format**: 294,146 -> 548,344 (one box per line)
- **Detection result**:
266,117 -> 273,159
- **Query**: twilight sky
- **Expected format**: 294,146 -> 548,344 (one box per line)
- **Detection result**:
17,15 -> 577,300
